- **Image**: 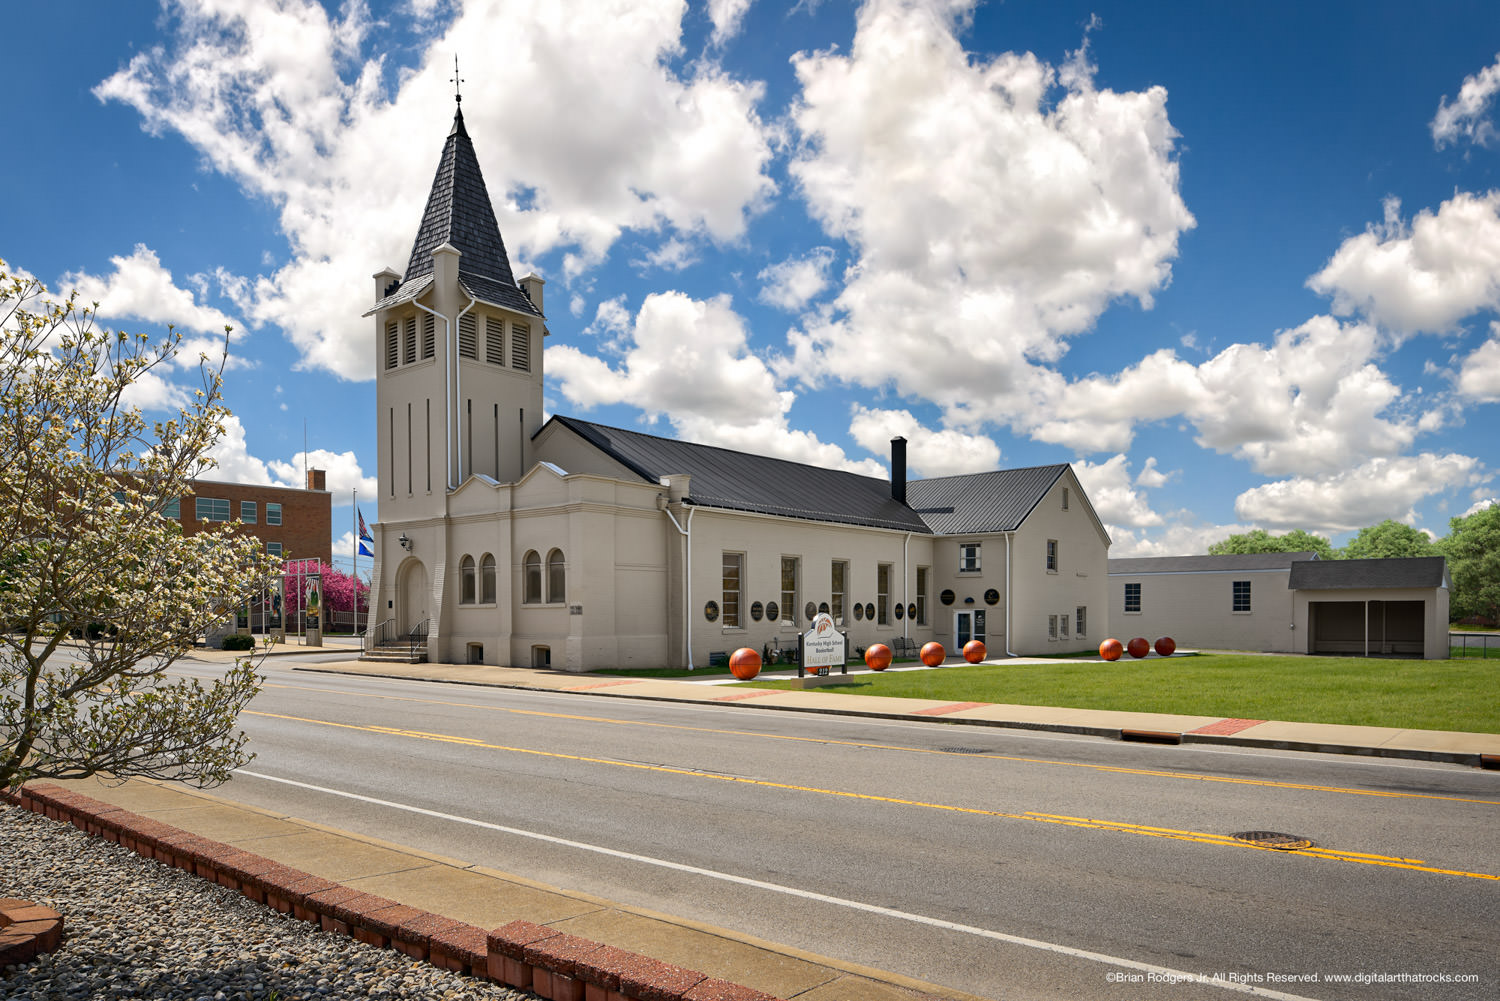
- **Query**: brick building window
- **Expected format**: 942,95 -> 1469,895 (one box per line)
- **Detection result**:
195,497 -> 230,522
240,500 -> 257,523
266,503 -> 282,526
547,549 -> 567,603
481,554 -> 496,604
459,555 -> 476,604
523,551 -> 542,604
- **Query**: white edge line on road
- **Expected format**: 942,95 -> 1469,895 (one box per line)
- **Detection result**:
236,768 -> 1320,1001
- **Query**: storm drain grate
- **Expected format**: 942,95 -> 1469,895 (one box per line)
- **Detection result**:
938,747 -> 992,755
1230,830 -> 1314,851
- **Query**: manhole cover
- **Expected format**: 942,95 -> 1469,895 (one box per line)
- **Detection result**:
1229,830 -> 1314,850
938,747 -> 991,755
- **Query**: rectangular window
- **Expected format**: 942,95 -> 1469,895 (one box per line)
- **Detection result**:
1232,580 -> 1252,612
512,321 -> 531,372
1046,539 -> 1059,572
781,556 -> 799,625
266,542 -> 282,558
916,566 -> 929,625
163,497 -> 180,519
1124,582 -> 1141,614
485,316 -> 504,365
1059,612 -> 1069,639
722,553 -> 743,628
458,313 -> 477,358
959,542 -> 980,572
421,312 -> 436,359
195,497 -> 231,522
385,321 -> 398,369
403,316 -> 417,364
266,503 -> 282,527
1062,487 -> 1070,510
1048,614 -> 1058,640
1076,606 -> 1087,637
239,500 -> 257,523
831,560 -> 847,625
877,562 -> 891,625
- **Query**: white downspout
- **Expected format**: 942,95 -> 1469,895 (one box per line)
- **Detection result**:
1005,532 -> 1015,657
453,294 -> 476,482
903,532 -> 911,641
414,298 -> 454,490
661,501 -> 695,670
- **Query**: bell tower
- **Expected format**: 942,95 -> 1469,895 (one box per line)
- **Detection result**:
368,100 -> 547,524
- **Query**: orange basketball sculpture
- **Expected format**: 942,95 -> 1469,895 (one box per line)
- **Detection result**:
1127,637 -> 1150,659
865,643 -> 893,671
1154,636 -> 1176,657
963,640 -> 986,663
920,641 -> 946,667
728,647 -> 762,681
1099,638 -> 1123,661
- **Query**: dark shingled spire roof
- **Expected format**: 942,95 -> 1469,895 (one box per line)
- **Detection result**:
369,106 -> 541,318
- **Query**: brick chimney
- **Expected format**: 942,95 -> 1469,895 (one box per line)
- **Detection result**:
307,468 -> 326,491
890,437 -> 907,504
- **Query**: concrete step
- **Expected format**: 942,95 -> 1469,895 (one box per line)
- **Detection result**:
360,643 -> 428,665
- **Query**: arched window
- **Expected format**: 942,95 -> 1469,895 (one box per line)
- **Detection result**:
480,554 -> 496,604
459,555 -> 476,604
547,549 -> 566,604
523,550 -> 542,604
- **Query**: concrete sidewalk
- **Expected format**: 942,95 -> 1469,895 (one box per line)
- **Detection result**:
290,656 -> 1500,765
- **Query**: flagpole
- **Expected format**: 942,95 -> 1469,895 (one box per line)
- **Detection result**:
352,488 -> 358,635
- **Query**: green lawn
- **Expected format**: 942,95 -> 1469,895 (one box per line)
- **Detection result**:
739,653 -> 1499,733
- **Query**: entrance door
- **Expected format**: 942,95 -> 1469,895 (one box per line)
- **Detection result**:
399,560 -> 428,634
956,610 -> 986,647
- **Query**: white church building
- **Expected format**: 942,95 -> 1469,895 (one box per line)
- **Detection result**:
364,104 -> 1112,671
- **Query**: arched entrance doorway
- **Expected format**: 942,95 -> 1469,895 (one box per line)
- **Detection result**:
398,559 -> 429,634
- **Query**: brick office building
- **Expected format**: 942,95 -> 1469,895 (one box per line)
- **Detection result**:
168,469 -> 332,567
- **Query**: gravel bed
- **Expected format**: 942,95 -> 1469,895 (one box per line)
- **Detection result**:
1,804 -> 535,1000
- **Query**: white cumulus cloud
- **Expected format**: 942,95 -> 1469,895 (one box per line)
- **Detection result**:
1073,454 -> 1163,529
1307,193 -> 1500,335
757,248 -> 835,312
847,405 -> 1000,477
1234,453 -> 1481,533
781,0 -> 1194,412
1432,53 -> 1500,148
1457,321 -> 1500,401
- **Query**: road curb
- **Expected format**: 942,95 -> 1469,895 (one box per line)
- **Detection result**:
291,666 -> 1491,767
4,783 -> 798,1001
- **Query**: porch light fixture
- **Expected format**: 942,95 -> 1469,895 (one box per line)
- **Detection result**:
399,533 -> 412,552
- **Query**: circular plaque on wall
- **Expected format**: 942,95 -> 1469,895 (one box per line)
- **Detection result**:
805,601 -> 816,621
940,589 -> 956,606
750,601 -> 764,621
984,588 -> 1000,606
853,603 -> 864,621
766,601 -> 780,621
894,603 -> 905,619
704,600 -> 719,622
907,602 -> 917,619
864,602 -> 876,621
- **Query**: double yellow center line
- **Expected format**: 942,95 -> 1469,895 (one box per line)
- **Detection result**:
246,709 -> 1499,883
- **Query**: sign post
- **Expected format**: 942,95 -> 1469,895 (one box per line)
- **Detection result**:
799,612 -> 848,679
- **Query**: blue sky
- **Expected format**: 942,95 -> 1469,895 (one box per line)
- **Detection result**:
7,0 -> 1500,568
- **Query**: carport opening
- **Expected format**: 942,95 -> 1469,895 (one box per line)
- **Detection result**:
1308,600 -> 1425,658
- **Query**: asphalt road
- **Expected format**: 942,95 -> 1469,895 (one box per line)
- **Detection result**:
176,656 -> 1498,1001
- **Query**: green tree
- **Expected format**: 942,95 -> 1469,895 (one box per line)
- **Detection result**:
1342,519 -> 1439,560
0,262 -> 274,791
1207,528 -> 1337,560
1441,504 -> 1500,623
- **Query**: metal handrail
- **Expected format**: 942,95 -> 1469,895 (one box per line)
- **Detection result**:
373,617 -> 396,647
408,618 -> 429,658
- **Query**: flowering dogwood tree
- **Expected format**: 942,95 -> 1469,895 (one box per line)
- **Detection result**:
0,262 -> 274,791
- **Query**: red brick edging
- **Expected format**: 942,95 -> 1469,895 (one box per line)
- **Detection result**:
3,784 -> 785,1001
0,897 -> 64,968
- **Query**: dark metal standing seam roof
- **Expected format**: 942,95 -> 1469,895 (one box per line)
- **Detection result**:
1287,556 -> 1449,590
1109,552 -> 1319,575
903,466 -> 1069,534
548,417 -> 932,533
368,107 -> 542,319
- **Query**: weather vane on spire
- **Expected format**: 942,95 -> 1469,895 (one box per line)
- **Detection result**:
452,55 -> 464,105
